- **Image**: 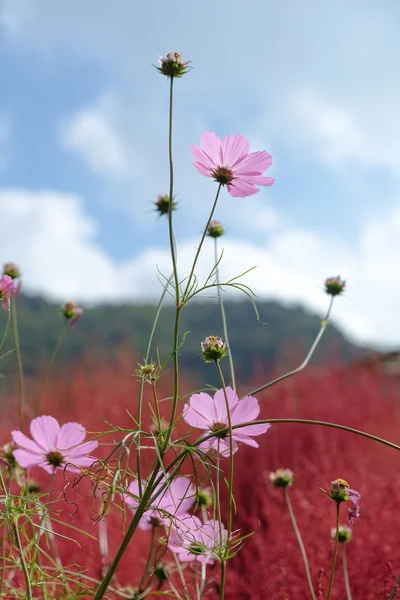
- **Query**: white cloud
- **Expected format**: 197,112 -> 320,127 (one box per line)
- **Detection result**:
61,97 -> 131,176
1,187 -> 400,348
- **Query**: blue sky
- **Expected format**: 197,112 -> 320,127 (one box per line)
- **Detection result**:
1,0 -> 400,347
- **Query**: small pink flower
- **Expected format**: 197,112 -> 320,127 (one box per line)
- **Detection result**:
183,386 -> 270,455
168,515 -> 227,564
191,132 -> 274,198
0,275 -> 15,309
123,476 -> 195,531
11,416 -> 98,474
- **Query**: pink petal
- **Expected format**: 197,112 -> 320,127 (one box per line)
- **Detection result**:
183,393 -> 215,429
13,448 -> 44,468
12,430 -> 44,455
220,135 -> 249,167
232,434 -> 260,448
227,180 -> 259,198
238,174 -> 275,186
192,161 -> 213,177
64,455 -> 96,470
166,477 -> 195,513
234,423 -> 271,437
213,387 -> 238,423
191,145 -> 215,170
231,395 -> 260,425
65,440 -> 98,459
199,131 -> 222,166
218,439 -> 239,456
234,150 -> 272,174
56,422 -> 87,450
30,416 -> 60,452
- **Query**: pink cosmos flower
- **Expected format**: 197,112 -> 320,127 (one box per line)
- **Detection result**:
347,489 -> 361,524
61,302 -> 84,328
168,515 -> 227,564
0,275 -> 15,309
123,476 -> 195,531
191,132 -> 274,198
11,416 -> 98,474
183,386 -> 270,455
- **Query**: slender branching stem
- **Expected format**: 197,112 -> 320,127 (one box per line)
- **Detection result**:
342,544 -> 352,600
37,322 -> 68,414
12,519 -> 32,599
245,296 -> 334,398
327,503 -> 340,600
138,524 -> 158,592
136,272 -> 173,496
11,297 -> 25,431
182,183 -> 222,304
214,238 -> 236,391
284,486 -> 316,600
0,302 -> 11,354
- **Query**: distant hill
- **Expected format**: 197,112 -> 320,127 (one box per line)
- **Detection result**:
0,294 -> 367,390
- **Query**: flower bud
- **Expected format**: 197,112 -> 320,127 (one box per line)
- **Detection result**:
207,220 -> 224,238
201,335 -> 228,362
156,52 -> 191,78
330,478 -> 350,503
154,564 -> 169,584
325,276 -> 346,296
3,262 -> 20,280
155,194 -> 177,216
269,468 -> 294,488
138,362 -> 155,376
331,525 -> 352,543
196,487 -> 213,508
61,301 -> 84,328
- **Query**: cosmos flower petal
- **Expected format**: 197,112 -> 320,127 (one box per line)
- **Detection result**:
232,434 -> 260,448
183,392 -> 215,428
30,416 -> 59,452
13,448 -> 44,468
227,181 -> 259,197
231,394 -> 261,424
57,422 -> 87,449
65,440 -> 98,458
234,423 -> 271,436
199,131 -> 222,165
234,150 -> 272,173
221,134 -> 249,167
11,430 -> 43,456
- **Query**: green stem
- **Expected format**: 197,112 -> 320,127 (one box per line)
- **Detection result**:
138,525 -> 158,592
214,238 -> 236,391
215,361 -> 234,546
182,183 -> 222,304
327,503 -> 340,600
284,486 -> 316,600
342,544 -> 352,600
37,322 -> 68,414
219,561 -> 226,600
11,297 -> 25,431
12,519 -> 32,599
0,303 -> 11,354
245,296 -> 334,398
136,272 -> 173,497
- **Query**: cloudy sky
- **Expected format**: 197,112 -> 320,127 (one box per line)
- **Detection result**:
1,0 -> 400,347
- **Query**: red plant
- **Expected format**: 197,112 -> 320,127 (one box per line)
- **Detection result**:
2,354 -> 400,598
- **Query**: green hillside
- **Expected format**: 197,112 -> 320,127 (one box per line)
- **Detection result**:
0,294 -> 366,390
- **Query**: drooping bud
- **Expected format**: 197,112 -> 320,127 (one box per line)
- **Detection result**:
269,468 -> 294,488
156,52 -> 191,78
61,301 -> 84,328
325,276 -> 346,296
321,478 -> 361,525
3,262 -> 20,280
331,525 -> 352,543
155,194 -> 177,216
201,335 -> 228,362
207,220 -> 224,238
